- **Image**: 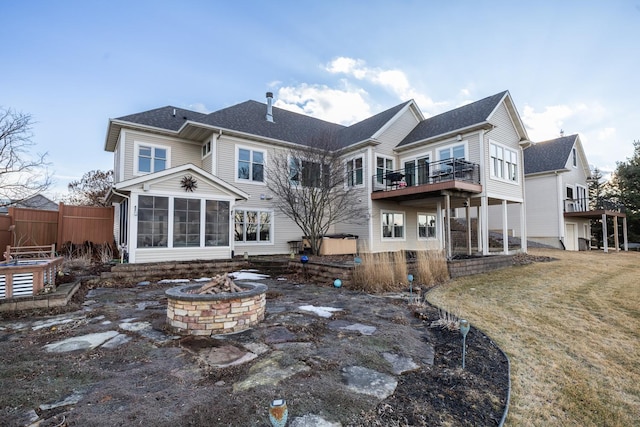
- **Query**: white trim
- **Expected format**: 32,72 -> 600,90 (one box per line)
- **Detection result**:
235,144 -> 267,186
374,153 -> 395,188
436,141 -> 468,161
417,212 -> 437,241
118,129 -> 126,182
344,154 -> 365,189
134,140 -> 171,176
489,139 -> 519,185
233,207 -> 274,245
381,209 -> 406,241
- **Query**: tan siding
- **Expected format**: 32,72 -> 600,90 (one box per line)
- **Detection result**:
484,102 -> 525,200
134,247 -> 231,263
525,174 -> 560,238
122,131 -> 204,181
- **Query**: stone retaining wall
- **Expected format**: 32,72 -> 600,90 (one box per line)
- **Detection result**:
447,255 -> 514,278
165,283 -> 267,336
101,259 -> 249,285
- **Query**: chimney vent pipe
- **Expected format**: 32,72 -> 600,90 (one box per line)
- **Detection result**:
266,92 -> 274,122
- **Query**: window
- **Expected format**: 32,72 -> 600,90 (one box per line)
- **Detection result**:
173,198 -> 201,247
418,214 -> 436,239
205,200 -> 230,246
202,140 -> 212,158
439,144 -> 465,161
138,145 -> 167,174
289,157 -> 325,188
237,148 -> 264,182
234,210 -> 271,243
490,142 -> 518,182
137,196 -> 168,247
376,156 -> 394,185
346,156 -> 364,187
572,147 -> 577,168
382,211 -> 404,239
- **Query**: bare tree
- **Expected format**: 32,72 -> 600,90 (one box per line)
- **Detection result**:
63,169 -> 114,206
0,107 -> 51,204
266,134 -> 367,255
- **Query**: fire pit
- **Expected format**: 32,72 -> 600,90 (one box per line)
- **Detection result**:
165,277 -> 267,336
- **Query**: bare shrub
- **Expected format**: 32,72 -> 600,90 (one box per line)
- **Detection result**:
97,243 -> 113,264
352,251 -> 408,293
430,307 -> 461,331
416,250 -> 449,287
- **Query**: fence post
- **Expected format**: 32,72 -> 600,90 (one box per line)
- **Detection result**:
57,202 -> 65,248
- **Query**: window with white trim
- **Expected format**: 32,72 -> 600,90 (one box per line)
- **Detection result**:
205,200 -> 230,246
173,198 -> 200,247
572,147 -> 577,168
137,144 -> 167,174
439,144 -> 465,161
346,156 -> 364,187
137,195 -> 168,247
234,209 -> 271,243
376,155 -> 394,185
490,142 -> 518,182
202,140 -> 212,158
418,213 -> 436,239
382,211 -> 404,239
289,157 -> 326,188
237,148 -> 265,183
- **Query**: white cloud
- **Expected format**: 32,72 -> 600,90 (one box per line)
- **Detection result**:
187,103 -> 211,114
275,83 -> 372,125
325,57 -> 442,113
521,104 -> 581,141
597,127 -> 616,141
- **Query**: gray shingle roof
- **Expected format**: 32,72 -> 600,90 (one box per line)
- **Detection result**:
397,91 -> 508,147
524,134 -> 578,174
115,99 -> 413,150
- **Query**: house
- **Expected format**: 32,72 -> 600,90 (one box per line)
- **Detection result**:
0,194 -> 59,214
491,134 -> 628,251
104,90 -> 530,263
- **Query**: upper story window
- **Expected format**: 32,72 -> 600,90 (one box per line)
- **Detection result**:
346,156 -> 364,187
202,140 -> 212,158
382,211 -> 405,239
418,213 -> 436,239
137,144 -> 167,174
376,155 -> 394,185
490,142 -> 518,182
289,157 -> 326,188
572,147 -> 577,168
439,144 -> 465,161
237,147 -> 264,183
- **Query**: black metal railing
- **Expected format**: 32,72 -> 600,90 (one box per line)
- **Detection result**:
372,158 -> 480,191
564,197 -> 625,213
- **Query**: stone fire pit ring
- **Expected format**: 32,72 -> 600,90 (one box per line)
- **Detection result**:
165,282 -> 267,336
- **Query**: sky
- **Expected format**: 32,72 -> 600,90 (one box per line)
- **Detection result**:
2,1 -> 639,200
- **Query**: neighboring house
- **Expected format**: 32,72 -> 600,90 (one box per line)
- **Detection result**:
104,90 -> 530,263
493,134 -> 628,251
0,194 -> 59,214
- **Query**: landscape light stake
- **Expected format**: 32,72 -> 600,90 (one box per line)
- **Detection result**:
459,319 -> 470,369
268,399 -> 288,427
300,255 -> 309,281
407,274 -> 414,303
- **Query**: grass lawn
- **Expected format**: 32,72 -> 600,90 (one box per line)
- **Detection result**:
426,248 -> 640,426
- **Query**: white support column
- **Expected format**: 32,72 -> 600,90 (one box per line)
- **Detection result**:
623,217 -> 628,251
602,213 -> 608,253
614,215 -> 620,252
502,200 -> 509,254
520,202 -> 527,252
466,198 -> 472,256
476,205 -> 482,253
445,194 -> 452,258
481,196 -> 489,255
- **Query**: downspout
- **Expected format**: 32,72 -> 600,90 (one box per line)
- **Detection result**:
519,145 -> 528,253
556,171 -> 564,248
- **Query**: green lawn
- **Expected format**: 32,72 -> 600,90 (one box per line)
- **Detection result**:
426,248 -> 640,426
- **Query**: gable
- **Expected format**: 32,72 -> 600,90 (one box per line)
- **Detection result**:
113,164 -> 249,201
524,135 -> 579,175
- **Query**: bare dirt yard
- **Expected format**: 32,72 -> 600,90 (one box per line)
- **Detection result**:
1,263 -> 512,426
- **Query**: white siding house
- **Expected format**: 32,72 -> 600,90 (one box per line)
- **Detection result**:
104,91 -> 532,263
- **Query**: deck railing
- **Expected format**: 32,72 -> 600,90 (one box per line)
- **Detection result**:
564,197 -> 625,213
372,158 -> 480,191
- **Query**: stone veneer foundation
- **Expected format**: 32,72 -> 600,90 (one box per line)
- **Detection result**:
165,282 -> 267,336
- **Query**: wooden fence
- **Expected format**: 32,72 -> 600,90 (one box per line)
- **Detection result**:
4,203 -> 114,249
